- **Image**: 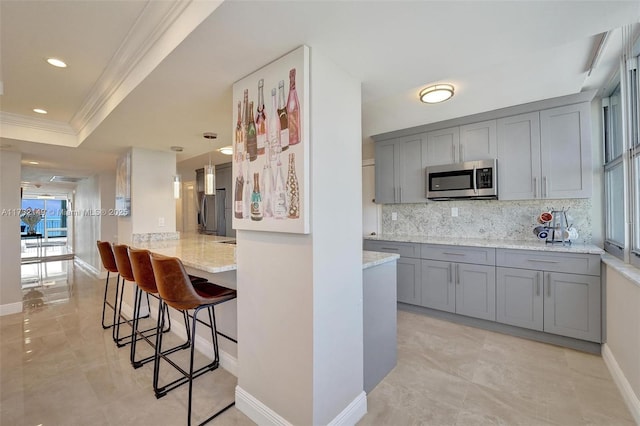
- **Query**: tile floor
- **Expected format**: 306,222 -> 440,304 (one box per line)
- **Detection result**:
0,260 -> 635,425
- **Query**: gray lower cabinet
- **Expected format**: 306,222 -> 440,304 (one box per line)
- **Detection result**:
421,259 -> 496,321
496,248 -> 601,343
363,240 -> 421,305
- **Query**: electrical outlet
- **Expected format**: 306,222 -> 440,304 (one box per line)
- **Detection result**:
158,217 -> 165,227
451,207 -> 459,217
391,212 -> 398,221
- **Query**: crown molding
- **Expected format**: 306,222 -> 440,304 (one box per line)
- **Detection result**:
72,0 -> 222,144
0,111 -> 77,141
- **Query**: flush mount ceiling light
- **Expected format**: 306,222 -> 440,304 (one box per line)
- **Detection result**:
33,108 -> 47,114
419,84 -> 455,104
46,58 -> 67,68
218,146 -> 233,155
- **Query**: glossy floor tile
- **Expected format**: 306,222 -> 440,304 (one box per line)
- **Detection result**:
1,261 -> 635,425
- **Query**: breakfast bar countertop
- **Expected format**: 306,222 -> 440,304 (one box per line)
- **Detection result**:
364,234 -> 604,255
132,233 -> 237,274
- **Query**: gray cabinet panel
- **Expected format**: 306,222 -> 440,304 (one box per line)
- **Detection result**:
544,272 -> 601,342
496,267 -> 543,331
459,120 -> 497,162
496,249 -> 600,276
540,103 -> 592,199
363,240 -> 421,259
425,127 -> 459,166
496,112 -> 541,200
456,263 -> 496,321
374,141 -> 398,203
399,136 -> 426,203
421,259 -> 455,313
421,244 -> 496,266
398,258 -> 421,305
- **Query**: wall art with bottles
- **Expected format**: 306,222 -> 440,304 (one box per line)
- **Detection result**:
231,45 -> 309,234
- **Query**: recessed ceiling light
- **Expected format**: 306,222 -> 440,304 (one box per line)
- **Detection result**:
218,146 -> 233,155
419,84 -> 455,104
33,108 -> 47,114
46,58 -> 67,68
28,161 -> 39,165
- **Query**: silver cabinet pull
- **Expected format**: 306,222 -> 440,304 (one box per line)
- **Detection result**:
456,263 -> 460,285
380,247 -> 399,251
527,259 -> 559,263
533,177 -> 537,198
443,252 -> 466,256
536,272 -> 541,296
546,273 -> 551,297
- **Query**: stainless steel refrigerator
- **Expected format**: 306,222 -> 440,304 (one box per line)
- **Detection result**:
197,189 -> 226,235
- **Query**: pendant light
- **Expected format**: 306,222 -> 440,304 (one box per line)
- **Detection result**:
203,132 -> 217,195
173,175 -> 181,199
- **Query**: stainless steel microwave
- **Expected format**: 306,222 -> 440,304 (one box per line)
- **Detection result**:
426,159 -> 498,200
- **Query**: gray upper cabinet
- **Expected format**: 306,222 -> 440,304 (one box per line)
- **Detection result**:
459,120 -> 497,162
374,135 -> 426,204
425,127 -> 459,166
497,102 -> 592,201
540,103 -> 592,199
496,112 -> 542,200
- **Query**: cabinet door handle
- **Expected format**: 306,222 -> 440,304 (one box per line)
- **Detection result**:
543,177 -> 548,198
456,264 -> 460,285
527,259 -> 559,264
536,272 -> 541,296
533,177 -> 537,198
443,252 -> 466,256
546,273 -> 551,297
380,247 -> 399,251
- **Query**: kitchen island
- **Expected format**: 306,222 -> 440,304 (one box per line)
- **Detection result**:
133,233 -> 399,391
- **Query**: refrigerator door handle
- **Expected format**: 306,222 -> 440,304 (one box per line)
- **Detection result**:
201,195 -> 207,228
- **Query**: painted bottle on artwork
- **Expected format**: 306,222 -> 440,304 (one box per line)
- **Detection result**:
261,163 -> 273,218
235,100 -> 244,163
256,79 -> 267,156
268,87 -> 280,163
286,68 -> 300,146
286,152 -> 300,219
277,80 -> 289,151
273,154 -> 287,219
247,100 -> 258,161
243,153 -> 251,218
251,172 -> 263,221
234,158 -> 244,219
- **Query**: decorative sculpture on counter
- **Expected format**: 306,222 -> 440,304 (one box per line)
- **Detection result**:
20,207 -> 43,235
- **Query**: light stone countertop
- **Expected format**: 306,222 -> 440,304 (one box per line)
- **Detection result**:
365,234 -> 604,255
133,233 -> 398,273
363,251 -> 400,269
132,233 -> 237,274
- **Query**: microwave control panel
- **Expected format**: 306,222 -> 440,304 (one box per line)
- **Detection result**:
476,168 -> 493,189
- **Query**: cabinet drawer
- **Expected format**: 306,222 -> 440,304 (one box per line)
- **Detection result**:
421,244 -> 496,265
363,240 -> 421,259
496,249 -> 600,276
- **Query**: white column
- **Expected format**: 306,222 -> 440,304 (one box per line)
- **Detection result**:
236,47 -> 364,425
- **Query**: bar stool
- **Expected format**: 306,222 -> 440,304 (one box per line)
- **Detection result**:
96,241 -> 121,330
150,252 -> 237,426
128,247 -> 191,374
112,243 -> 157,347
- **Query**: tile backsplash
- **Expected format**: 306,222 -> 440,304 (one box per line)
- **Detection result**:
381,198 -> 593,243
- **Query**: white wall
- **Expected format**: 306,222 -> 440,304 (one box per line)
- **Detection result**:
603,265 -> 640,422
236,46 -> 363,425
0,151 -> 23,315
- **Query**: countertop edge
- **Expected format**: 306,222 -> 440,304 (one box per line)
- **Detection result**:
363,251 -> 400,270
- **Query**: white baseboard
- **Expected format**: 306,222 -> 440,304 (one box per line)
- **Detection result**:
235,386 -> 293,426
0,301 -> 22,316
235,387 -> 367,426
74,257 -> 102,278
328,391 -> 367,426
602,343 -> 640,424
